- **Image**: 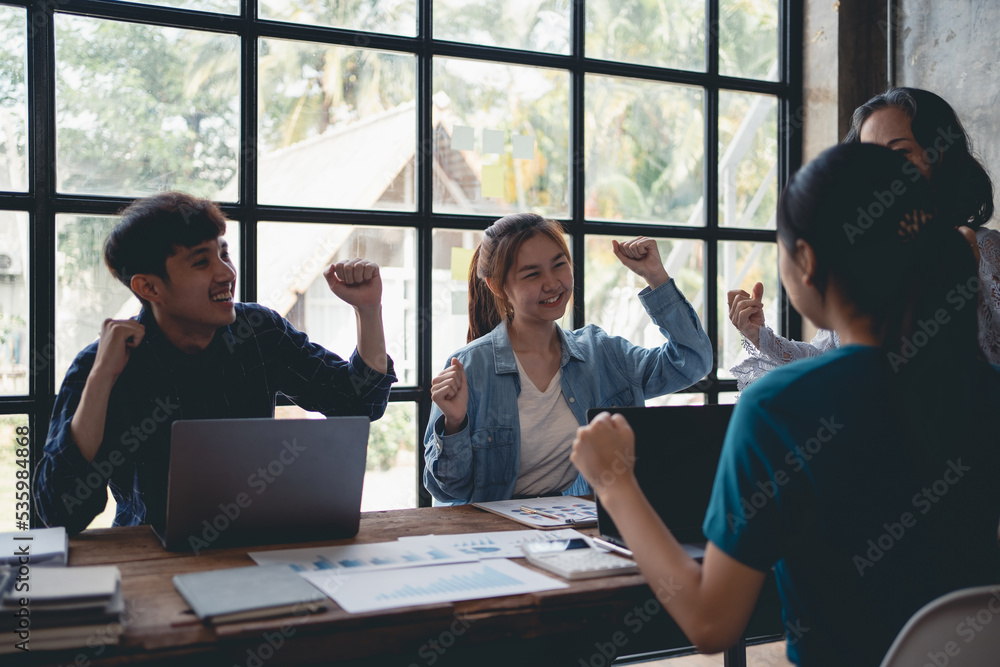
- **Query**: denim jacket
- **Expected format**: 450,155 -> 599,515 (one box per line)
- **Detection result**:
423,279 -> 713,505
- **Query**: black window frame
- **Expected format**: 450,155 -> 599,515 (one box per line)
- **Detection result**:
0,0 -> 801,520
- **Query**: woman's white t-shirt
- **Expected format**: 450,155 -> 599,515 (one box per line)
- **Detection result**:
512,353 -> 581,497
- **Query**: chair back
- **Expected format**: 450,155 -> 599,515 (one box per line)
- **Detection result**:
880,585 -> 1000,666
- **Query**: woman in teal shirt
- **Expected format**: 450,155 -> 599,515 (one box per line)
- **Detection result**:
573,144 -> 1000,666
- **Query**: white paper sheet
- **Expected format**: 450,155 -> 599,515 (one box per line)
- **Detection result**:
248,541 -> 476,573
398,528 -> 587,559
301,558 -> 568,613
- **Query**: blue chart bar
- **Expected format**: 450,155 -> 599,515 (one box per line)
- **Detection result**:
374,565 -> 522,601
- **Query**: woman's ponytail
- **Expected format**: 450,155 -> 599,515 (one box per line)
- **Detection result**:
467,245 -> 505,342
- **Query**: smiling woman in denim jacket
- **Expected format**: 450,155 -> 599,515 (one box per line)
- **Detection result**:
423,213 -> 713,505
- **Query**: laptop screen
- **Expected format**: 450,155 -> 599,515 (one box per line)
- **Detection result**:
587,404 -> 733,548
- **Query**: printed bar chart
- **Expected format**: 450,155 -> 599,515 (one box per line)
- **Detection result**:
375,563 -> 522,600
250,541 -> 474,573
302,559 -> 568,613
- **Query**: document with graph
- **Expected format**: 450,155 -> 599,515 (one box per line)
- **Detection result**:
472,496 -> 598,528
248,541 -> 475,573
397,528 -> 587,559
300,558 -> 568,613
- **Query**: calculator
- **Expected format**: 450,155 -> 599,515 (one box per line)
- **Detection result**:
520,538 -> 639,580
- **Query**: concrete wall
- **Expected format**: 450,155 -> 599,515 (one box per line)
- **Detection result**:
896,0 -> 1000,229
802,0 -> 889,162
800,0 -> 890,341
802,0 -> 839,162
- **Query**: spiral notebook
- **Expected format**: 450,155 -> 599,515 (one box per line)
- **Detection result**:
173,565 -> 327,624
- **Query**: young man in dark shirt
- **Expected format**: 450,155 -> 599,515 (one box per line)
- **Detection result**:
35,192 -> 396,535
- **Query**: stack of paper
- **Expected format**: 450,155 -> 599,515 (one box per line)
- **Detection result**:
0,565 -> 123,653
0,527 -> 68,566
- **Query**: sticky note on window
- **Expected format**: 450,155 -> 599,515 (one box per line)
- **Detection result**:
512,134 -> 534,160
481,164 -> 503,198
451,125 -> 474,151
451,290 -> 468,315
483,129 -> 504,155
451,246 -> 475,282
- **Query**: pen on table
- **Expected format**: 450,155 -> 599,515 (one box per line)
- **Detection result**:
519,506 -> 575,524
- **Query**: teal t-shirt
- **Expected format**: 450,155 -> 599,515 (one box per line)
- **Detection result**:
703,346 -> 1000,666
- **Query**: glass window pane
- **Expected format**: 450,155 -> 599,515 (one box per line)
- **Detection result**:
0,7 -> 27,192
0,212 -> 28,396
55,16 -> 240,198
586,0 -> 705,71
86,490 -> 118,529
718,240 -> 778,379
363,401 -> 417,510
56,215 -> 136,392
55,215 -> 240,386
646,392 -> 705,406
720,0 -> 779,81
431,228 -> 485,371
118,0 -> 239,13
584,234 -> 705,341
275,402 -> 418,511
719,391 -> 738,404
259,0 -> 416,36
585,234 -> 705,406
254,39 -> 416,210
586,76 -> 703,225
257,223 -> 416,386
0,414 -> 29,532
433,58 -> 570,218
434,0 -> 570,54
719,92 -> 777,229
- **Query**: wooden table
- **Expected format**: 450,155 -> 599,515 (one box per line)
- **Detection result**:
8,507 -> 783,667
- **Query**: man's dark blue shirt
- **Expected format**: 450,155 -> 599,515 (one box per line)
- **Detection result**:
35,303 -> 396,535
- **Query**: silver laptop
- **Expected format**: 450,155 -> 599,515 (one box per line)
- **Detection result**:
156,417 -> 370,552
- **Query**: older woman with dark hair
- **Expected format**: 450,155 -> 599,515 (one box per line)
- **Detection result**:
727,87 -> 999,389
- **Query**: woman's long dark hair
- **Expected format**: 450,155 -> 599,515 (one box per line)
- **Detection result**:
466,213 -> 571,342
844,87 -> 994,229
777,143 -> 980,463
